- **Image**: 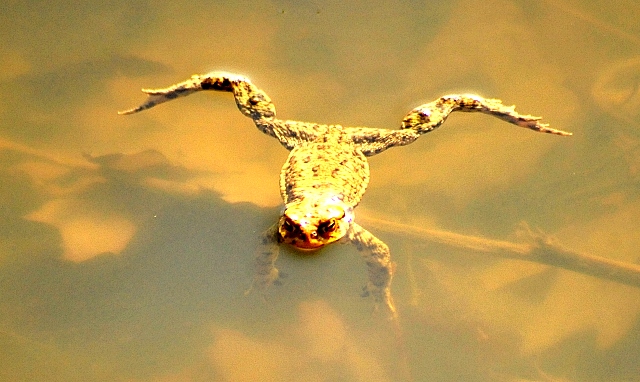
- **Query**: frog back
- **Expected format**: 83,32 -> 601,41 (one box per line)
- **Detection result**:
280,141 -> 369,208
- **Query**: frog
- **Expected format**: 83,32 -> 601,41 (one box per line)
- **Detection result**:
120,72 -> 571,318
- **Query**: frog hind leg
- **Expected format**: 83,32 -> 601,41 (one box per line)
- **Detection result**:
402,95 -> 572,136
354,94 -> 571,156
119,72 -> 276,119
118,73 -> 332,149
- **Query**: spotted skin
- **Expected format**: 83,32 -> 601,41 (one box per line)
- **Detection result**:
120,73 -> 571,318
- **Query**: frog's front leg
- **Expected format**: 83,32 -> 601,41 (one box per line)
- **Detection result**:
347,223 -> 397,319
245,224 -> 282,296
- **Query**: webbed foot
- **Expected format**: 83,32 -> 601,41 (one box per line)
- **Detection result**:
245,267 -> 282,296
362,281 -> 398,320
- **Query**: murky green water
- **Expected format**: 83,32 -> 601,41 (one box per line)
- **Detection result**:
2,0 -> 640,381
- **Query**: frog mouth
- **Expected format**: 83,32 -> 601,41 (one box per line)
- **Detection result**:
288,238 -> 326,250
279,230 -> 328,250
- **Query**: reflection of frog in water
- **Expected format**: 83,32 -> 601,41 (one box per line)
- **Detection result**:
120,73 -> 571,318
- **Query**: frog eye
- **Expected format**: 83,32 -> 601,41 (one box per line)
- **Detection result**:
317,219 -> 336,236
282,218 -> 297,232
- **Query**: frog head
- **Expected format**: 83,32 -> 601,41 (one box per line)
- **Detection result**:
278,201 -> 353,250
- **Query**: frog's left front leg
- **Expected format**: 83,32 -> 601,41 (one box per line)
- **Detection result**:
347,223 -> 397,319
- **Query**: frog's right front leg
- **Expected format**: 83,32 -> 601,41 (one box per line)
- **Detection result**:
245,224 -> 282,296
